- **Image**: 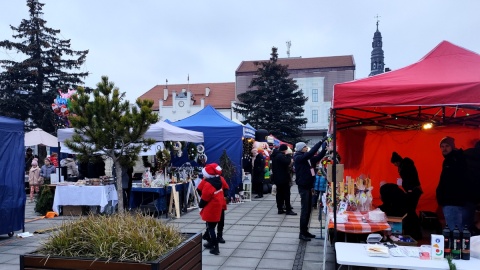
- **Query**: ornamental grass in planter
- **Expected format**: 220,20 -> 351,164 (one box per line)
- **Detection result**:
21,212 -> 202,270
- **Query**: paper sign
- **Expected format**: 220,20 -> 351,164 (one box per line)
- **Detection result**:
326,164 -> 344,182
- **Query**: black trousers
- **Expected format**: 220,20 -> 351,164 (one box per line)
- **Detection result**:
206,222 -> 219,243
276,183 -> 292,211
253,177 -> 263,195
217,210 -> 225,234
298,186 -> 313,235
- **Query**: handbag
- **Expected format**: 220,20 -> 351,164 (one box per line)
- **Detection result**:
271,184 -> 277,196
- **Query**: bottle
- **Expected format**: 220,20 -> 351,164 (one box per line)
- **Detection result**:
443,225 -> 451,258
452,226 -> 461,260
461,225 -> 471,260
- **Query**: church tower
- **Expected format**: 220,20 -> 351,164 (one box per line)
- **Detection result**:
369,17 -> 385,76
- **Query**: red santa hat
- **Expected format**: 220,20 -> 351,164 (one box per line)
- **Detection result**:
202,163 -> 222,178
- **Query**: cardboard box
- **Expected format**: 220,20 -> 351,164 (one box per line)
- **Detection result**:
62,205 -> 83,216
387,214 -> 407,235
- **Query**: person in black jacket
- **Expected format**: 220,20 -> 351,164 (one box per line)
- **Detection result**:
252,148 -> 266,198
391,151 -> 423,240
272,144 -> 296,215
294,138 -> 327,241
436,136 -> 476,231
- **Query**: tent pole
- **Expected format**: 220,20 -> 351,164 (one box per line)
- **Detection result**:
58,142 -> 61,183
332,109 -> 338,245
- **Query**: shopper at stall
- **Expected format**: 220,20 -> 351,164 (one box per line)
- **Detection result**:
390,151 -> 423,240
40,158 -> 56,185
28,158 -> 42,203
197,163 -> 225,255
49,152 -> 59,167
272,144 -> 296,215
25,148 -> 34,173
294,138 -> 328,241
61,154 -> 79,181
436,136 -> 476,231
252,148 -> 266,198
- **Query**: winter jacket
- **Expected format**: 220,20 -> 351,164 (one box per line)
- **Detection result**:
314,175 -> 327,192
198,176 -> 229,210
252,154 -> 266,184
271,151 -> 292,186
198,176 -> 224,222
293,140 -> 327,189
398,157 -> 422,193
62,158 -> 79,177
40,164 -> 56,178
436,149 -> 473,206
28,166 -> 42,186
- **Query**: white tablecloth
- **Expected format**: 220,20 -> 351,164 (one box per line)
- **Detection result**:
52,184 -> 118,214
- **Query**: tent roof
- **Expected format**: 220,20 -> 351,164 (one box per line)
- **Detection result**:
173,105 -> 242,129
143,121 -> 204,142
0,116 -> 23,132
332,41 -> 480,130
25,128 -> 58,147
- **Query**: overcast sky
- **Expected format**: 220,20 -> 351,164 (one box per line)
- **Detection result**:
1,0 -> 480,103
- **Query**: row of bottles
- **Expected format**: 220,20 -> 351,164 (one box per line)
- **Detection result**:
443,224 -> 470,260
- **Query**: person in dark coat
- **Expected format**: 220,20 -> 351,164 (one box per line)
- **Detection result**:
390,151 -> 423,240
293,138 -> 327,241
252,148 -> 266,198
272,144 -> 296,215
379,183 -> 408,218
436,136 -> 476,231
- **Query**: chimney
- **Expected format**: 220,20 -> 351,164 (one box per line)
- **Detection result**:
163,88 -> 168,100
205,87 -> 211,97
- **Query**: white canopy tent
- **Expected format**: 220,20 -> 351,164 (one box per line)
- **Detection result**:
25,128 -> 58,147
57,121 -> 204,154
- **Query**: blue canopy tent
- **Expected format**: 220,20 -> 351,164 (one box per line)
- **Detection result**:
171,105 -> 243,196
0,116 -> 25,236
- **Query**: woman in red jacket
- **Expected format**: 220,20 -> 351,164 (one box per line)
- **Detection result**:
197,163 -> 225,255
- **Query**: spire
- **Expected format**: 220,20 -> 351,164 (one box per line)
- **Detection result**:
369,15 -> 385,76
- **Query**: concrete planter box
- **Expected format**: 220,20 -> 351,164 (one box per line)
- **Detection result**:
20,232 -> 201,270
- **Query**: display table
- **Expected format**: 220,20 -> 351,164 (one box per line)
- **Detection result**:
52,184 -> 118,214
129,183 -> 190,218
328,211 -> 391,233
335,242 -> 479,270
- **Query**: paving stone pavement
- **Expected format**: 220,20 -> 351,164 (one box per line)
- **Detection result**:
0,185 -> 341,270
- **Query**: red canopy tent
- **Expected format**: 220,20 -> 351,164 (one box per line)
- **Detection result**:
331,41 -> 480,213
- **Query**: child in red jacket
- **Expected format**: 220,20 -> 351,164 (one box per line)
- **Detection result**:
197,163 -> 225,255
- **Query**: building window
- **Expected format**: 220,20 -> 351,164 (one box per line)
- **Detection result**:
312,109 -> 318,123
312,89 -> 318,102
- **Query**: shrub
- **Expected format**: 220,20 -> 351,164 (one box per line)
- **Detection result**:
38,212 -> 183,262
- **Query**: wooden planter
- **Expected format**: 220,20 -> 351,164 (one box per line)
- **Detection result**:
20,232 -> 202,270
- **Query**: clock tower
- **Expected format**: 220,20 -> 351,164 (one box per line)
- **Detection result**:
369,16 -> 385,76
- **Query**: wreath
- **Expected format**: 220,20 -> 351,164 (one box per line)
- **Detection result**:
156,148 -> 171,170
197,153 -> 207,166
187,142 -> 198,161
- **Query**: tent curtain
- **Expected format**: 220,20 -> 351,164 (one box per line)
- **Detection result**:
336,126 -> 480,212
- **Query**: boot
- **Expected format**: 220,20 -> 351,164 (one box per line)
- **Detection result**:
203,240 -> 214,249
217,232 -> 225,244
202,231 -> 211,241
209,241 -> 220,255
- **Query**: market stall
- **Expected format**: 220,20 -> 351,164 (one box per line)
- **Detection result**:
331,40 -> 480,212
170,105 -> 243,197
0,116 -> 25,237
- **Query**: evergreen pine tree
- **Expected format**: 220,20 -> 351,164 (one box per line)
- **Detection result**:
65,76 -> 158,213
234,47 -> 307,143
0,0 -> 89,133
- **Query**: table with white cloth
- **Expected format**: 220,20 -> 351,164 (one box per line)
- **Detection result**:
335,242 -> 479,270
52,184 -> 118,214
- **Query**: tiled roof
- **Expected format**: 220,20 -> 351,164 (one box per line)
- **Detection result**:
138,82 -> 235,111
236,55 -> 355,73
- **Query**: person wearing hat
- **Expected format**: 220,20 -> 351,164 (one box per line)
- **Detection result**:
272,144 -> 297,215
252,148 -> 266,198
25,147 -> 34,173
28,158 -> 42,203
390,151 -> 423,240
293,138 -> 328,241
197,163 -> 226,255
198,163 -> 229,246
437,136 -> 476,231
